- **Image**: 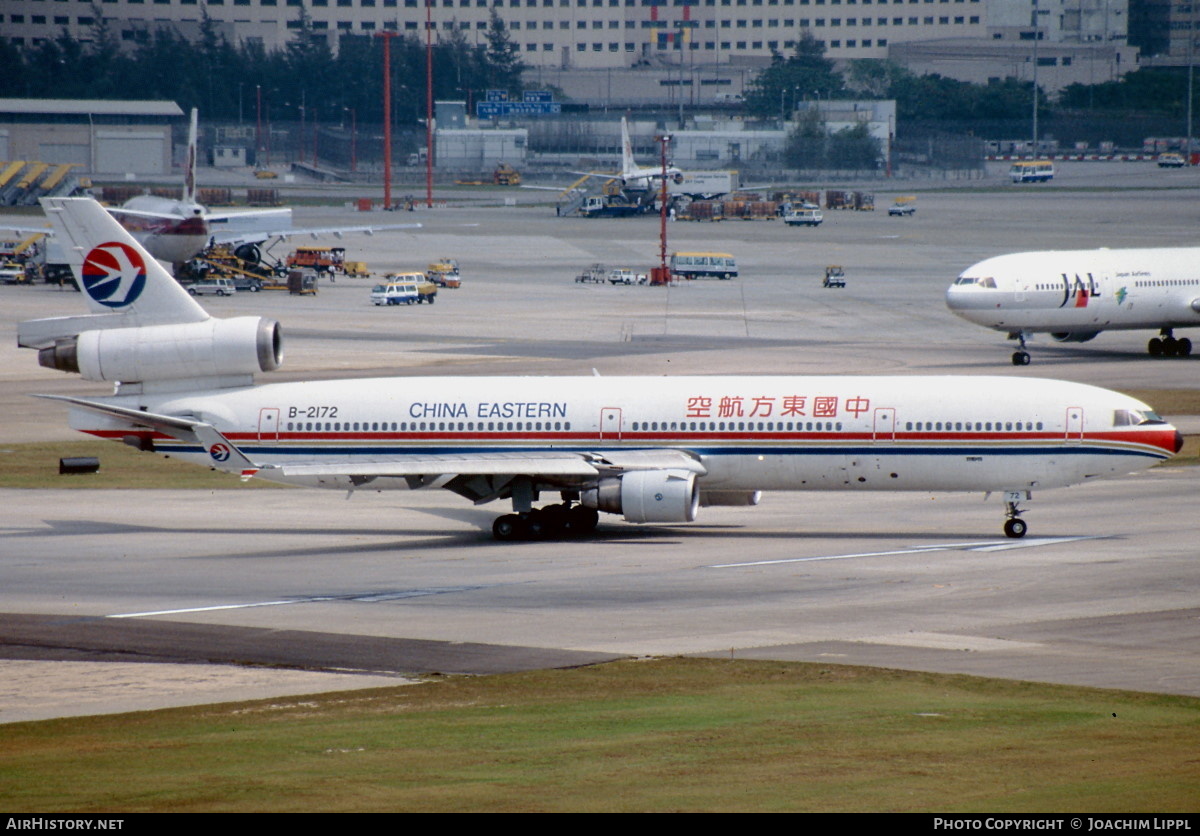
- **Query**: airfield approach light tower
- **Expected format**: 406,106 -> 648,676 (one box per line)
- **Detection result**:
425,0 -> 435,208
377,31 -> 398,209
654,132 -> 672,286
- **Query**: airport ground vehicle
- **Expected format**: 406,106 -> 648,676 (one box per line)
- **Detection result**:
187,278 -> 237,296
0,261 -> 27,284
669,252 -> 737,280
823,265 -> 846,288
888,196 -> 917,216
426,259 -> 461,288
344,261 -> 369,278
1157,153 -> 1187,168
608,268 -> 647,285
286,246 -> 346,275
1009,161 -> 1055,183
575,264 -> 608,284
493,164 -> 522,186
579,194 -> 650,218
372,272 -> 437,305
782,208 -> 824,227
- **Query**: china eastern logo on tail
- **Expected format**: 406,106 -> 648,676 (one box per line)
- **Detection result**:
81,242 -> 147,308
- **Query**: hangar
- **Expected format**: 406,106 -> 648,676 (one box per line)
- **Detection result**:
0,99 -> 183,176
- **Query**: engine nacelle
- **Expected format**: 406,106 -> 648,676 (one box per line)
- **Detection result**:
1050,331 -> 1101,343
39,316 -> 283,383
581,469 -> 700,524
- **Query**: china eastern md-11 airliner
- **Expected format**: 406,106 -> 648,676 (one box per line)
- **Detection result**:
947,247 -> 1200,364
19,198 -> 1181,540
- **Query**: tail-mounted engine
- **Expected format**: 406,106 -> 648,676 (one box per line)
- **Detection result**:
38,316 -> 283,384
581,469 -> 700,524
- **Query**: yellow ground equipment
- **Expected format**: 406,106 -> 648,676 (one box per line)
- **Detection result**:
493,164 -> 522,186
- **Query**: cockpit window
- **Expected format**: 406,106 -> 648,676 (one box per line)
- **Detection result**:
953,276 -> 997,288
1114,409 -> 1166,426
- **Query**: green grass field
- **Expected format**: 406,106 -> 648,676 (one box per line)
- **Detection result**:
1,658 -> 1197,812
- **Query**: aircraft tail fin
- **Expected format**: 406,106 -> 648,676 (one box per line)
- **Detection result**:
40,196 -> 209,325
184,108 -> 198,205
620,117 -> 637,179
24,198 -> 281,391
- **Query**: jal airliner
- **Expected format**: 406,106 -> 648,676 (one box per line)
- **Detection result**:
947,247 -> 1200,364
19,198 -> 1181,540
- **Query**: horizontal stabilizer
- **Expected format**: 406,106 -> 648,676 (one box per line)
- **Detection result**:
36,394 -> 261,477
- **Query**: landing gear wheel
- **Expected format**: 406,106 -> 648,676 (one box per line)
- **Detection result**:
1179,338 -> 1192,357
1004,518 -> 1027,539
1011,351 -> 1030,366
493,514 -> 523,541
568,505 -> 599,535
1149,337 -> 1163,356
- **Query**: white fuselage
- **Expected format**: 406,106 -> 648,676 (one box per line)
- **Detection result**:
73,375 -> 1178,497
946,247 -> 1200,335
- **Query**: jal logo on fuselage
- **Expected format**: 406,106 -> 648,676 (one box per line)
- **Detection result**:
1058,273 -> 1101,309
81,242 -> 147,308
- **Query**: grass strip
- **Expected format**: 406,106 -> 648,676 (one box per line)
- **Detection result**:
1,658 -> 1197,812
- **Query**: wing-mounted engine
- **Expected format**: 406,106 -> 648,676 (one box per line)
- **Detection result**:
581,469 -> 700,523
37,316 -> 282,386
1050,331 -> 1101,343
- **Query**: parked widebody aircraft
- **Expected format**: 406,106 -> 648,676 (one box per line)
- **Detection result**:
573,117 -> 684,191
20,198 -> 1181,540
4,109 -> 416,266
947,247 -> 1200,365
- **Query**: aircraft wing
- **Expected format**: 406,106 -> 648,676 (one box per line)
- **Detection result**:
0,222 -> 53,237
276,448 -> 706,480
211,221 -> 421,249
38,395 -> 706,485
105,207 -> 182,223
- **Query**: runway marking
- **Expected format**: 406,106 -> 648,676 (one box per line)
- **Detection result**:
107,586 -> 485,619
706,536 -> 1104,568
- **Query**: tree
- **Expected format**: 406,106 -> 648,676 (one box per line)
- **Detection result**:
744,33 -> 844,119
827,123 -> 882,169
482,10 -> 525,94
784,108 -> 828,169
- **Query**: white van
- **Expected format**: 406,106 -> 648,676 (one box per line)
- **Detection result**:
371,281 -> 421,306
187,278 -> 236,297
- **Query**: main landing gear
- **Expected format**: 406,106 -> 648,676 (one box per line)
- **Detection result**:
1148,329 -> 1193,358
1003,491 -> 1028,539
493,504 -> 600,541
491,478 -> 601,541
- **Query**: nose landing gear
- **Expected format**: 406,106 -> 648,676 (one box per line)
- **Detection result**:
1009,332 -> 1032,366
1003,491 -> 1029,538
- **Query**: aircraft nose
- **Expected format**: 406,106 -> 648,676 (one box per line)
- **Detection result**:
1174,429 -> 1185,454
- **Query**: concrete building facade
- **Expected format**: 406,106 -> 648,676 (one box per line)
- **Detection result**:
0,0 -> 1138,94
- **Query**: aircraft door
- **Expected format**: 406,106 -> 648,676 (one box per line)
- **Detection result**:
1065,407 -> 1084,444
872,408 -> 896,442
599,407 -> 623,441
258,407 -> 280,441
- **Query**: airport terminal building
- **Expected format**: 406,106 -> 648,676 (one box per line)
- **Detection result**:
0,0 -> 1140,97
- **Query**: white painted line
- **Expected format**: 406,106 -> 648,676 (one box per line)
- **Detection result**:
107,587 -> 486,619
707,536 -> 1105,568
